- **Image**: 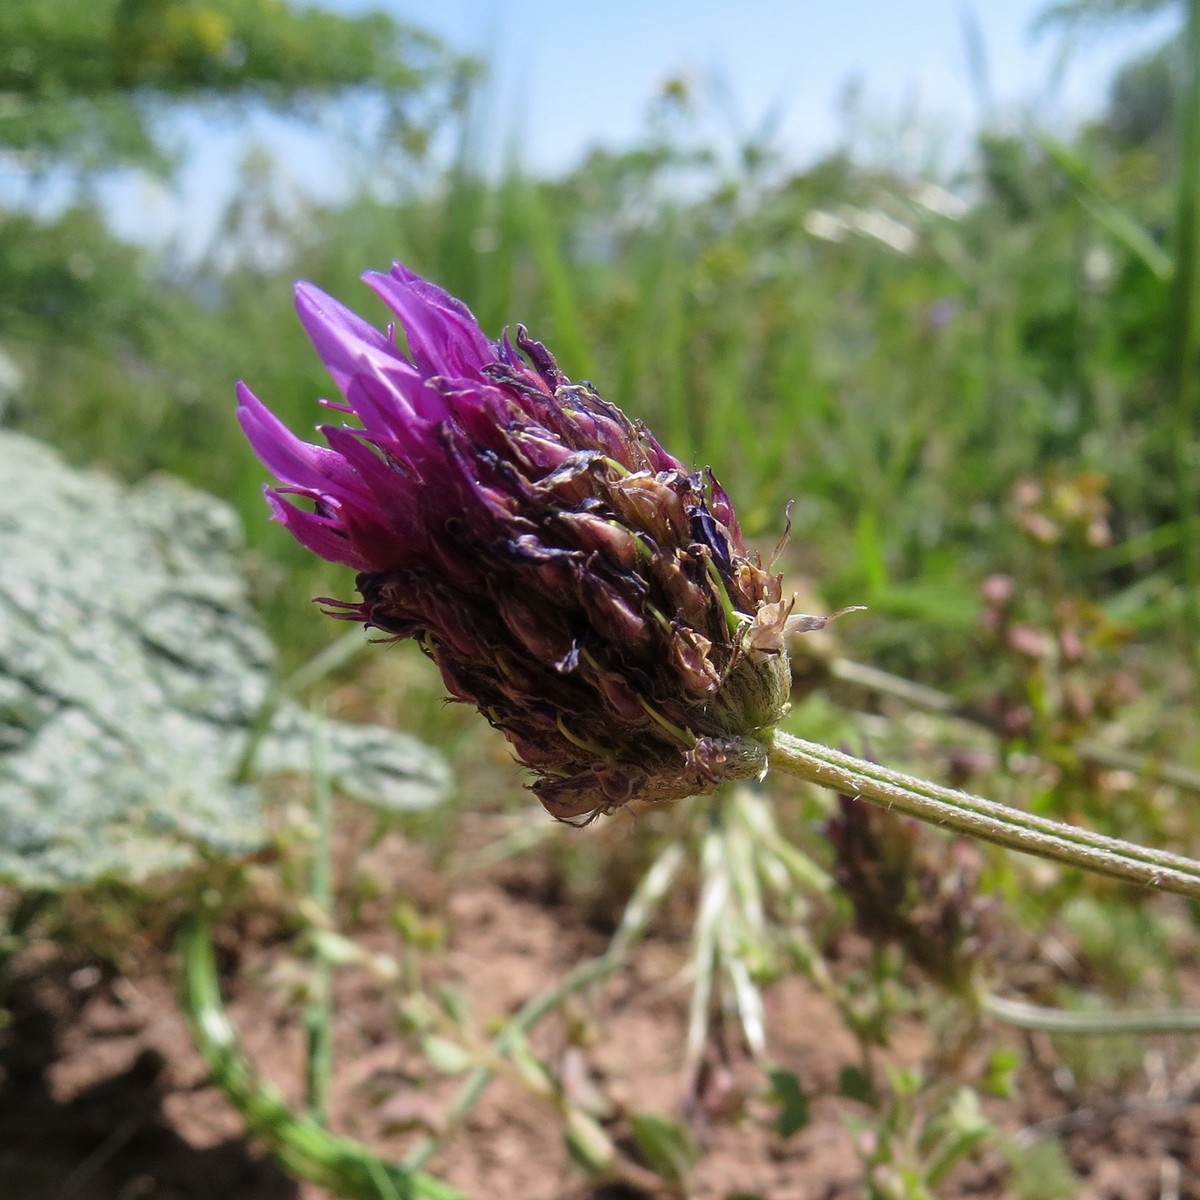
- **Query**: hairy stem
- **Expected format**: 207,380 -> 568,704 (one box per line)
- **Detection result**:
305,721 -> 335,1125
767,732 -> 1200,900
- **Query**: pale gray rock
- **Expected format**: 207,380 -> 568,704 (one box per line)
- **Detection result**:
0,433 -> 448,889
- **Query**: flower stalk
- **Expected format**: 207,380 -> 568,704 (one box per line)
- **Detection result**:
178,916 -> 464,1200
984,993 -> 1200,1036
768,731 -> 1200,901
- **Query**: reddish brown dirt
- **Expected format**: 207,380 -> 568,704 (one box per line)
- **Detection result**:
3,823 -> 1200,1200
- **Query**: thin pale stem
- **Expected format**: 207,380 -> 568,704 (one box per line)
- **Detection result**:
177,917 -> 463,1200
401,842 -> 686,1173
305,720 -> 335,1125
1171,0 -> 1200,716
827,657 -> 1200,794
985,993 -> 1200,1036
401,951 -> 624,1173
767,732 -> 1200,900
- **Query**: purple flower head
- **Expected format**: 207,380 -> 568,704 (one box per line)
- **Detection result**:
239,264 -> 846,821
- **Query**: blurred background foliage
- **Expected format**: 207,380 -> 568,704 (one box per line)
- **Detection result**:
0,0 -> 474,173
2,0 -> 1195,704
4,3 -> 1200,1193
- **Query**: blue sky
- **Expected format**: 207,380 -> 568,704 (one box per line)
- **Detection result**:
371,0 -> 1175,170
102,0 -> 1179,255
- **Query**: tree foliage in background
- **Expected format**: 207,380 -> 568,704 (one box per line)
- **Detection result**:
1038,0 -> 1174,24
0,0 -> 475,176
0,0 -> 474,368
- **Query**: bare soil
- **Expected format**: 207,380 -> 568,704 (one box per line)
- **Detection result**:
3,820 -> 1200,1200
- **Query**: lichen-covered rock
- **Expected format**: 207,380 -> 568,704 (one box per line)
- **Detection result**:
0,433 -> 448,889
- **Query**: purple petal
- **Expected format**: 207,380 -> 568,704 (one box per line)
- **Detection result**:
236,383 -> 363,497
321,424 -> 423,546
342,353 -> 444,438
440,426 -> 520,520
263,489 -> 374,571
641,425 -> 691,475
363,264 -> 494,378
437,381 -> 524,449
294,281 -> 407,399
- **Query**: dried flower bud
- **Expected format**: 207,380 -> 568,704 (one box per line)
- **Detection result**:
238,264 -> 853,821
826,793 -> 995,994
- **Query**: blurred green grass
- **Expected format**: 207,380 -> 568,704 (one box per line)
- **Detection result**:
3,23 -> 1196,771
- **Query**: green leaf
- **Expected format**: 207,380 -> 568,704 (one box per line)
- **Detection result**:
565,1110 -> 616,1175
1038,133 -> 1172,281
766,1067 -> 810,1138
433,983 -> 472,1025
981,1045 -> 1022,1099
884,1064 -> 924,1097
837,1064 -> 873,1102
629,1111 -> 700,1185
924,1089 -> 993,1186
308,929 -> 362,967
504,1028 -> 555,1094
420,1035 -> 475,1076
854,507 -> 889,594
